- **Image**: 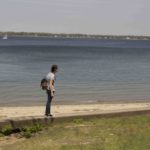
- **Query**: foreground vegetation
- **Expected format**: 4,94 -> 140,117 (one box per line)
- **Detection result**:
0,124 -> 42,138
1,114 -> 150,150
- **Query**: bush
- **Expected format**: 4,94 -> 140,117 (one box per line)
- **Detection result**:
21,124 -> 43,138
0,124 -> 43,138
0,125 -> 12,136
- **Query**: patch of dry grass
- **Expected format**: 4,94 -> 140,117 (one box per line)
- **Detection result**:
1,114 -> 150,150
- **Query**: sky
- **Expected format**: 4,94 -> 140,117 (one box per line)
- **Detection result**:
0,0 -> 150,36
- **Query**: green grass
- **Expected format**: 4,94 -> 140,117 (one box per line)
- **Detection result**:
1,114 -> 150,150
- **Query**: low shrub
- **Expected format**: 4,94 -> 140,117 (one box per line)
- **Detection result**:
21,124 -> 43,138
0,125 -> 12,136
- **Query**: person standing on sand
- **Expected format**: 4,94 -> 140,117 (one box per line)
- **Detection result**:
45,65 -> 58,116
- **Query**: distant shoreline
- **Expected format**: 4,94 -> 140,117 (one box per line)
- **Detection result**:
0,31 -> 150,40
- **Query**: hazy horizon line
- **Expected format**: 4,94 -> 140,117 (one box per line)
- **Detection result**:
0,30 -> 150,37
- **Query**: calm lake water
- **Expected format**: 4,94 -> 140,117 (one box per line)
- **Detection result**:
0,37 -> 150,106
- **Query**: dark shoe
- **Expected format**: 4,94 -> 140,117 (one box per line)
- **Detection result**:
45,114 -> 53,117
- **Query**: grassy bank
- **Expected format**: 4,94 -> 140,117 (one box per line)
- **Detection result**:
1,114 -> 150,150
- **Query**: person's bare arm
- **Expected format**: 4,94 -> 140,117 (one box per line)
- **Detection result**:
49,80 -> 54,97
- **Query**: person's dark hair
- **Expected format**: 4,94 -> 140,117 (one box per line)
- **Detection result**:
51,64 -> 58,73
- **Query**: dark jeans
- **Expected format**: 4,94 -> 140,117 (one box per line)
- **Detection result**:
45,90 -> 54,115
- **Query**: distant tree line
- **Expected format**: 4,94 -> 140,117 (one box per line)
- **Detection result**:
0,31 -> 150,40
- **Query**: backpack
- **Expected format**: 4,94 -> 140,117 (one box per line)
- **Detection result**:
40,78 -> 48,90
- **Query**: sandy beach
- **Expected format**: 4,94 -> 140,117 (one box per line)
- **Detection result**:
0,102 -> 150,119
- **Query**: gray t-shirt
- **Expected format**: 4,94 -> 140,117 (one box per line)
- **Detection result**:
46,72 -> 56,91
